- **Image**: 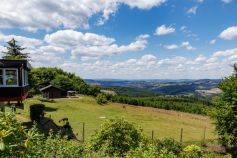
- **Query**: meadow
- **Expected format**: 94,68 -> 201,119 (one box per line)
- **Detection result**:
16,95 -> 216,143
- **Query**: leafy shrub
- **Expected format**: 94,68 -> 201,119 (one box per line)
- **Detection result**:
26,134 -> 84,158
87,118 -> 142,157
181,145 -> 203,158
30,104 -> 45,122
96,93 -> 108,105
0,112 -> 43,157
155,138 -> 183,155
126,140 -> 158,158
0,112 -> 84,158
159,149 -> 177,158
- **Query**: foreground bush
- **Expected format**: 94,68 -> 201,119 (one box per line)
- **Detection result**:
0,112 -> 83,158
155,138 -> 183,155
87,118 -> 142,157
0,112 -> 233,158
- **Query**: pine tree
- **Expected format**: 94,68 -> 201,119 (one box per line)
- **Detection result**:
2,38 -> 29,60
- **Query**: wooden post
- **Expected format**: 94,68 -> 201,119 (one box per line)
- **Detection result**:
203,126 -> 206,141
152,130 -> 154,140
180,128 -> 183,143
0,102 -> 5,112
82,122 -> 85,143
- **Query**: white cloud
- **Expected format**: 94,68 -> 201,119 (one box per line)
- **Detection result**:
154,25 -> 175,36
67,33 -> 149,59
0,30 -> 149,63
209,39 -> 216,44
219,26 -> 237,40
195,54 -> 206,62
164,44 -> 179,50
164,41 -> 196,51
0,33 -> 43,47
45,30 -> 115,47
0,0 -> 166,31
187,6 -> 198,15
1,32 -> 236,79
61,48 -> 236,79
181,41 -> 196,50
221,0 -> 232,3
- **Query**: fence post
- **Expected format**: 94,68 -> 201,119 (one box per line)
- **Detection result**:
180,128 -> 183,143
82,122 -> 85,143
203,126 -> 206,141
152,130 -> 154,140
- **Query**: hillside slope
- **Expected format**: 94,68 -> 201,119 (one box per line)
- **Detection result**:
22,96 -> 216,142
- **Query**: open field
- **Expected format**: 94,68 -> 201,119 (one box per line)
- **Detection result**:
16,95 -> 216,143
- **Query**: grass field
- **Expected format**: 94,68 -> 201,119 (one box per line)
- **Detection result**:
16,95 -> 216,143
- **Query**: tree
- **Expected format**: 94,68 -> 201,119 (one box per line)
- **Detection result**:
50,75 -> 74,91
209,64 -> 237,155
2,38 -> 29,60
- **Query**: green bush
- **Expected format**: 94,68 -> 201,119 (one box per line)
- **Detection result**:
87,118 -> 142,157
126,142 -> 158,158
159,149 -> 177,158
181,145 -> 203,158
155,138 -> 183,155
96,93 -> 108,105
0,112 -> 84,158
0,112 -> 43,157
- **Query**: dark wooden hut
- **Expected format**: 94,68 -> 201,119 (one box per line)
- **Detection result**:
0,59 -> 32,102
40,85 -> 65,99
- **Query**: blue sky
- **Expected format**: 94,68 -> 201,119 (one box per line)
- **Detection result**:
0,0 -> 237,79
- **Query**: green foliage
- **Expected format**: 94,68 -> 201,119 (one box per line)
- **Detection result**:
96,93 -> 108,105
181,145 -> 203,158
1,38 -> 29,60
50,75 -> 75,91
29,104 -> 45,122
111,95 -> 210,114
0,112 -> 84,158
159,149 -> 177,158
0,112 -> 43,157
29,67 -> 100,96
209,64 -> 237,156
26,134 -> 84,158
87,118 -> 142,157
126,141 -> 158,158
155,138 -> 183,155
0,113 -> 232,157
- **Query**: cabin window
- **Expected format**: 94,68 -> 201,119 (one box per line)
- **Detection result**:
0,68 -> 18,87
22,70 -> 29,86
0,69 -> 3,85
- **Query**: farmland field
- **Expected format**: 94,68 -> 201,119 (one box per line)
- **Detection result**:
17,95 -> 216,143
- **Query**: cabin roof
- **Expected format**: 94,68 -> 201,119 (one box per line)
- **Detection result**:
0,59 -> 32,70
40,85 -> 63,92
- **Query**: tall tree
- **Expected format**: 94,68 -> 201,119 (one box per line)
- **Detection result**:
209,64 -> 237,156
2,38 -> 29,60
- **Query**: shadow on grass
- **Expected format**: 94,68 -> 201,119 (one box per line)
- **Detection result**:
44,106 -> 58,112
39,99 -> 56,103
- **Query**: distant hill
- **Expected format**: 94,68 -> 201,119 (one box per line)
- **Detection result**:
85,79 -> 221,97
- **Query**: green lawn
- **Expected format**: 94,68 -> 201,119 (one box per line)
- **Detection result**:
18,95 -> 216,143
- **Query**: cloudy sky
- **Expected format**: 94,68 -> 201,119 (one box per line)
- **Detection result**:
0,0 -> 237,79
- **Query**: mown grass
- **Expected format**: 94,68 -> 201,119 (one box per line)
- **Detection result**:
17,95 -> 216,143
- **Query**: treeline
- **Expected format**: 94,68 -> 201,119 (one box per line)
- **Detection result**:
29,67 -> 100,96
110,95 -> 212,115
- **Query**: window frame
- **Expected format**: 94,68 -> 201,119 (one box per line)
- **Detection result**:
0,68 -> 19,87
22,69 -> 29,86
